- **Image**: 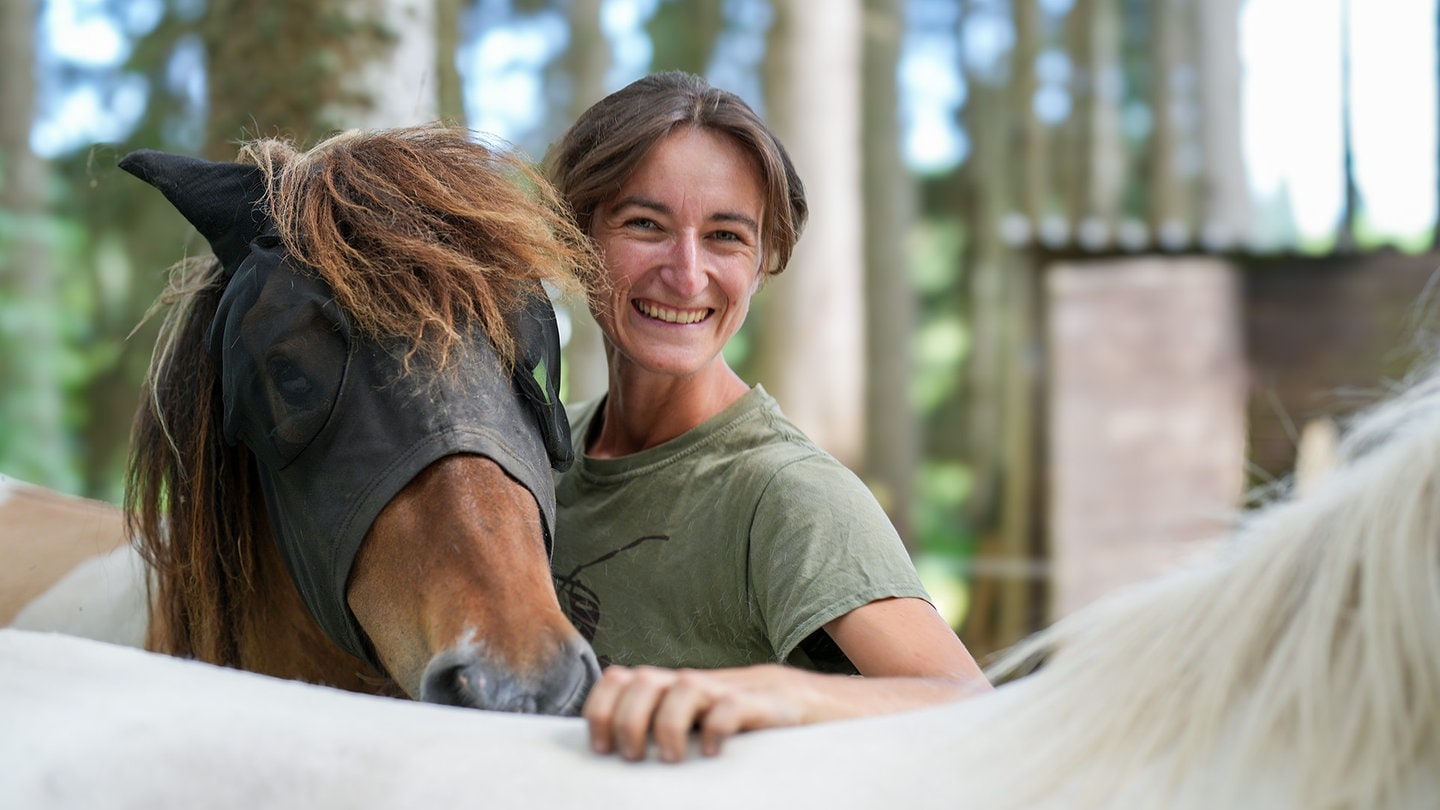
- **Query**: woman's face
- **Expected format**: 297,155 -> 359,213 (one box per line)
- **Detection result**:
589,126 -> 765,381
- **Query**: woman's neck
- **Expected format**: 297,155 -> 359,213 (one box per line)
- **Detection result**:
588,362 -> 751,458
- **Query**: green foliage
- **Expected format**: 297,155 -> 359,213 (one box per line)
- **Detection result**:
0,205 -> 106,495
910,218 -> 970,419
915,461 -> 975,558
913,551 -> 972,629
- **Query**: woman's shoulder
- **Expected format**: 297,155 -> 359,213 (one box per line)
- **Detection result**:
710,387 -> 831,465
719,389 -> 874,492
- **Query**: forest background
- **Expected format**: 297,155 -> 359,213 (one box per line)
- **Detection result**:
3,0 -> 1436,653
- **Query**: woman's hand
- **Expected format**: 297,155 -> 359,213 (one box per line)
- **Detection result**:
582,664 -> 809,762
582,659 -> 989,763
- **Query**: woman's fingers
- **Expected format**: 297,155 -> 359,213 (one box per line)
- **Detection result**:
583,665 -> 807,762
650,670 -> 709,762
582,665 -> 632,755
608,666 -> 674,760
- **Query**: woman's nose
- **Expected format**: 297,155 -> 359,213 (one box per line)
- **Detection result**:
661,234 -> 706,298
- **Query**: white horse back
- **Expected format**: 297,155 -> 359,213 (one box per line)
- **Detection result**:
5,627 -> 1433,810
0,476 -> 129,623
0,476 -> 145,647
10,544 -> 147,646
0,628 -> 1007,810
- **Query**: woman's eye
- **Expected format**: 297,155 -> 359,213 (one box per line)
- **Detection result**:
626,217 -> 658,230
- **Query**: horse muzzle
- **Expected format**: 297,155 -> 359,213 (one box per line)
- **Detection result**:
419,635 -> 601,715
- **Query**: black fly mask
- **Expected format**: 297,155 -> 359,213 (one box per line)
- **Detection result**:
120,149 -> 573,667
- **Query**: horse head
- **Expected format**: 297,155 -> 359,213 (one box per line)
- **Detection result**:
120,125 -> 601,715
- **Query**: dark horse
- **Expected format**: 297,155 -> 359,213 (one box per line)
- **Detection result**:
120,124 -> 602,713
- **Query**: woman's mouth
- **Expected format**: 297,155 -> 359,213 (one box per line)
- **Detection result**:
635,300 -> 712,325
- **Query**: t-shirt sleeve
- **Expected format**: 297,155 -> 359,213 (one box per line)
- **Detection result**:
747,453 -> 932,665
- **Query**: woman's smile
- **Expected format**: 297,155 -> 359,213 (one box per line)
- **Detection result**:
634,299 -> 713,325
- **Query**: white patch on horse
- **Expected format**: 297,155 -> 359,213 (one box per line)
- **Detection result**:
11,544 -> 148,648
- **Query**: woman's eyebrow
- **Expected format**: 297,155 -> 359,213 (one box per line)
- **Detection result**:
610,195 -> 669,215
611,195 -> 759,233
712,211 -> 760,233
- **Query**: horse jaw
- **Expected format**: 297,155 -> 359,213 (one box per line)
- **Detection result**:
347,454 -> 600,715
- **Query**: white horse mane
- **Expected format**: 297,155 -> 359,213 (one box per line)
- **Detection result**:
4,363 -> 1440,808
979,361 -> 1440,807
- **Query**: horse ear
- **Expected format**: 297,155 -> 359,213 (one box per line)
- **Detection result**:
118,149 -> 268,279
511,293 -> 575,472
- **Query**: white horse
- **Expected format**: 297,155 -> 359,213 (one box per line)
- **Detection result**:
0,477 -> 146,646
6,360 -> 1440,809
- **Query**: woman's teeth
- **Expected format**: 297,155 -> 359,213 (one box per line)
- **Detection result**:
636,300 -> 709,324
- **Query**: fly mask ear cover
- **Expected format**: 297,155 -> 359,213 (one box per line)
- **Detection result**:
119,149 -> 573,668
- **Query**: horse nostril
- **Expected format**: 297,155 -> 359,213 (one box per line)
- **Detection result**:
421,658 -> 542,713
420,660 -> 484,707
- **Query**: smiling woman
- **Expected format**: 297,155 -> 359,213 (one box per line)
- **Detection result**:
542,71 -> 990,762
585,126 -> 766,411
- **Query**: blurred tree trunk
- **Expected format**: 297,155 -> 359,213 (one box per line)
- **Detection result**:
996,0 -> 1044,654
558,0 -> 610,405
1196,0 -> 1248,248
203,0 -> 439,155
436,0 -> 465,123
1068,0 -> 1125,242
1014,0 -> 1045,229
1148,0 -> 1187,245
956,0 -> 1045,657
759,0 -> 866,466
860,0 -> 920,548
646,0 -> 724,75
1337,0 -> 1357,250
1118,0 -> 1151,227
0,0 -> 68,488
957,15 -> 1009,585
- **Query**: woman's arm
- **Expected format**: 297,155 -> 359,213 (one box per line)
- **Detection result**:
824,596 -> 989,680
583,598 -> 991,762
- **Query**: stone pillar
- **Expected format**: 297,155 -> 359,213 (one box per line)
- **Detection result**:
1046,257 -> 1247,618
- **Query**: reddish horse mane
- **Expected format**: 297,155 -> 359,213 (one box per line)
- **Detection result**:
123,124 -> 600,676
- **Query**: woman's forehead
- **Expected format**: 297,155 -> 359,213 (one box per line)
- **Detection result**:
612,128 -> 764,219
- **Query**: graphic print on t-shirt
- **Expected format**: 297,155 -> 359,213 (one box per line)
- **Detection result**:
554,534 -> 669,647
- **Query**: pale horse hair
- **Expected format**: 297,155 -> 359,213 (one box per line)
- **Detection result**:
4,364 -> 1440,809
972,360 -> 1440,808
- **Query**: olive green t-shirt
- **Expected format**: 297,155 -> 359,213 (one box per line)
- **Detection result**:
551,386 -> 931,673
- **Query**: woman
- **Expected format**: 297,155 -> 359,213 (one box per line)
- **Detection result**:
545,71 -> 990,762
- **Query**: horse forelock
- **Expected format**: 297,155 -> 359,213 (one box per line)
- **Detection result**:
238,124 -> 601,373
125,256 -> 266,666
